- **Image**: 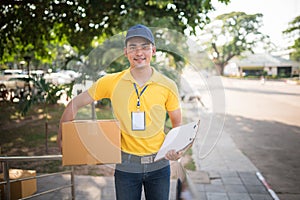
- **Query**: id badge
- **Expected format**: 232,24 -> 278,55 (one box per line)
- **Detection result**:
131,111 -> 145,131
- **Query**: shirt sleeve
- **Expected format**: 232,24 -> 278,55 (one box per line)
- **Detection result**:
165,82 -> 181,111
88,75 -> 113,101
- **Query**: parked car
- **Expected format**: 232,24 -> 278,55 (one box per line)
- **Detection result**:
0,70 -> 33,90
44,70 -> 80,85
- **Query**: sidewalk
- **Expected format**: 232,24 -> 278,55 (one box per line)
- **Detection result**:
35,102 -> 277,200
178,102 -> 275,200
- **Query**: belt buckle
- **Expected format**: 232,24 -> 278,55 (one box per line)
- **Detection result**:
141,155 -> 153,164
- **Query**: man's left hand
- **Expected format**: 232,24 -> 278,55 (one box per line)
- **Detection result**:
165,149 -> 183,161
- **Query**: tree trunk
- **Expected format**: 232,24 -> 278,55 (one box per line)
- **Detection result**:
215,64 -> 225,75
45,120 -> 48,154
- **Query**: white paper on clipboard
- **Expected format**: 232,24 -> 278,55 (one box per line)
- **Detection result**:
154,120 -> 200,162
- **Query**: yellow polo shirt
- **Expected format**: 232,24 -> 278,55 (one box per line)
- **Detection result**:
88,67 -> 180,155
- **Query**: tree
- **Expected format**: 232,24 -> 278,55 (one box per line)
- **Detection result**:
0,0 -> 230,65
283,15 -> 300,62
201,12 -> 270,75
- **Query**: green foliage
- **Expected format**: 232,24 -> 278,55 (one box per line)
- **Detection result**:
283,15 -> 300,62
184,149 -> 196,171
201,12 -> 269,74
16,77 -> 74,116
0,0 -> 230,65
184,159 -> 196,171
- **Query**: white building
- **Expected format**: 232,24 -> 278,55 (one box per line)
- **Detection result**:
225,53 -> 300,77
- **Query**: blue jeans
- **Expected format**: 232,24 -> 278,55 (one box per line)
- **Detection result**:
114,153 -> 170,200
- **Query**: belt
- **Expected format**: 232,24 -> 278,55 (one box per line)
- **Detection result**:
122,152 -> 157,164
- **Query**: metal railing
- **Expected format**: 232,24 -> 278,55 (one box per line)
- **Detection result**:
0,155 -> 75,200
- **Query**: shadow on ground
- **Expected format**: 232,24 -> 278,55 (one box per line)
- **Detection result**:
224,114 -> 300,199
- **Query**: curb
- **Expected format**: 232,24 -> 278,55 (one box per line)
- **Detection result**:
256,172 -> 280,200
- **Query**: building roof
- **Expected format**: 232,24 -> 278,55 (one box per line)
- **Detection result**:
229,53 -> 299,68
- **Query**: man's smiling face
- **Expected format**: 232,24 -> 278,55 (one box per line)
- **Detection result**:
124,37 -> 156,69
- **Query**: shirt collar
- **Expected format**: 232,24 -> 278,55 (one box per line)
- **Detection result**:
122,67 -> 161,84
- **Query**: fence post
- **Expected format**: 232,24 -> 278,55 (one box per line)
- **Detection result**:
3,161 -> 10,200
71,166 -> 75,200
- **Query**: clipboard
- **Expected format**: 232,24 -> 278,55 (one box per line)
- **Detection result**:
154,120 -> 200,162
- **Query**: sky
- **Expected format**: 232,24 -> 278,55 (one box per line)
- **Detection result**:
209,0 -> 300,53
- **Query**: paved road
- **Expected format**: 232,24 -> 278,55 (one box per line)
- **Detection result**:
221,78 -> 300,200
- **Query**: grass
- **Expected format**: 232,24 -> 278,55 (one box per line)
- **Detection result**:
183,149 -> 196,171
0,102 -> 63,153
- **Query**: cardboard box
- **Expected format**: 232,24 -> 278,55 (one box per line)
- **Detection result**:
62,120 -> 121,166
0,169 -> 37,200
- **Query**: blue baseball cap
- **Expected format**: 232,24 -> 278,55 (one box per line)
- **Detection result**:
125,24 -> 155,45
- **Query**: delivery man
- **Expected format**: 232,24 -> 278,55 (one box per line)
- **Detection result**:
57,24 -> 183,200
